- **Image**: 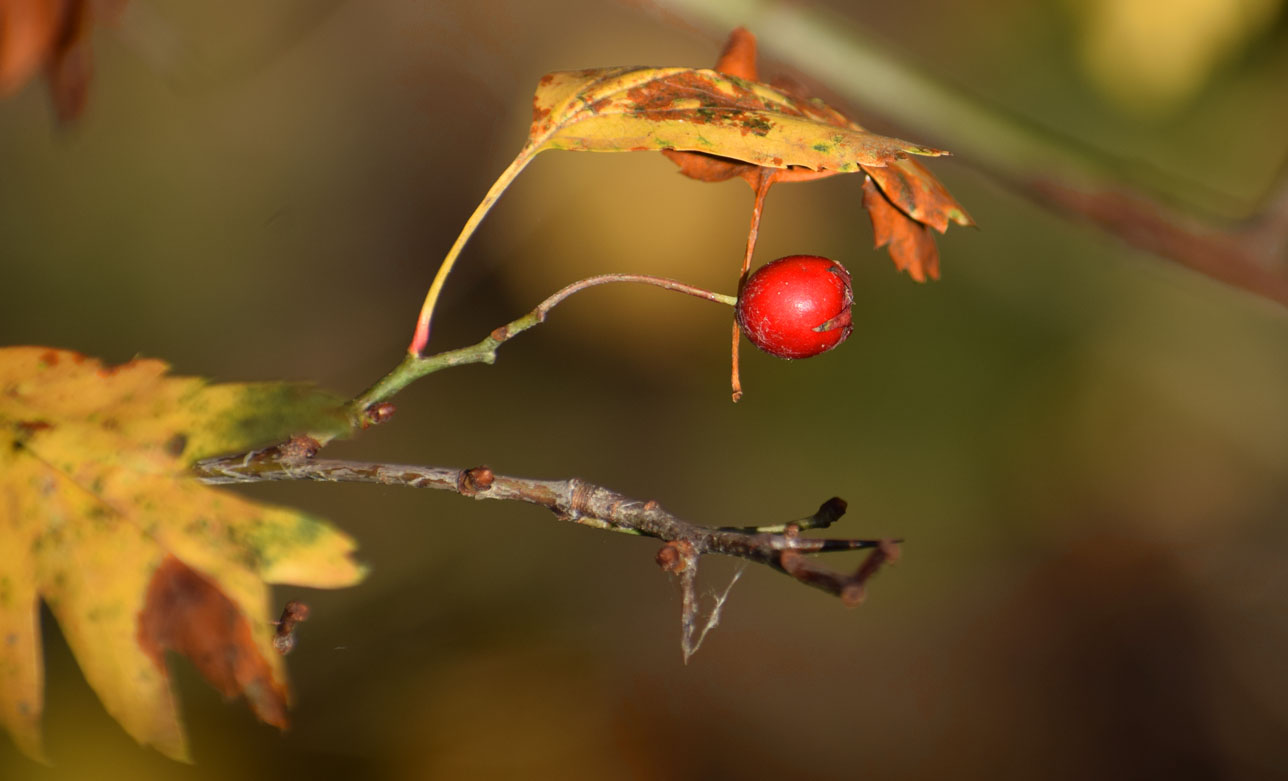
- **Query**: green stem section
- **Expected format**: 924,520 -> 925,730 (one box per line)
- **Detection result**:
356,273 -> 736,423
409,147 -> 539,356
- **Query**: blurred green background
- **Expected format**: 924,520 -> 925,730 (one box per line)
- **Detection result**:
3,0 -> 1287,778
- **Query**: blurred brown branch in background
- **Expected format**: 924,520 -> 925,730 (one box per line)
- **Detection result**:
195,455 -> 898,661
1022,176 -> 1288,307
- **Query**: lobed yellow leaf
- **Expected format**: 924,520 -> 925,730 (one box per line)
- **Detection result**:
0,347 -> 364,763
527,66 -> 947,172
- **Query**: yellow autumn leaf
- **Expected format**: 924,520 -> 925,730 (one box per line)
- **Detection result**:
0,347 -> 365,763
527,65 -> 946,171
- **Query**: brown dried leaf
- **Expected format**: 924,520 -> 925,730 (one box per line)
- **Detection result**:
865,156 -> 975,233
43,0 -> 92,122
863,175 -> 941,282
0,0 -> 62,95
863,157 -> 975,281
660,147 -> 755,183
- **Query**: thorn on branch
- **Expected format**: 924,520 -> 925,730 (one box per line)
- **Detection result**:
272,600 -> 311,655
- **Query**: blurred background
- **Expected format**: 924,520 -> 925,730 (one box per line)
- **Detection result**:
2,0 -> 1287,778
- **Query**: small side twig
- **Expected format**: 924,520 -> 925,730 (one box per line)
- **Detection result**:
193,456 -> 898,656
719,495 -> 850,533
272,600 -> 310,655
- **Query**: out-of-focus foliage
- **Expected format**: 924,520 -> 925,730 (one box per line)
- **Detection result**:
1067,0 -> 1284,116
0,0 -> 1285,778
0,347 -> 362,762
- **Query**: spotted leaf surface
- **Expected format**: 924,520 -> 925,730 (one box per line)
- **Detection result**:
527,65 -> 947,173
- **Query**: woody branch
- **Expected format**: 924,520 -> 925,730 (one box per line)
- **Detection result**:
193,454 -> 899,659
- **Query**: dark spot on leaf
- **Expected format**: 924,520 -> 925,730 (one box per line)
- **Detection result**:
623,70 -> 793,130
165,433 -> 188,458
531,96 -> 550,127
138,556 -> 288,729
739,116 -> 771,136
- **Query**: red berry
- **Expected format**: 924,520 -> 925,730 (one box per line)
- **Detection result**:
735,255 -> 853,359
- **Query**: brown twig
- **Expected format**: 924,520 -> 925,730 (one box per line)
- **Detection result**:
193,456 -> 898,657
272,600 -> 310,655
1021,177 -> 1288,307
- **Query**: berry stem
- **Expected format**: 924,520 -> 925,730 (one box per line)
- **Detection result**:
354,273 -> 735,427
535,273 -> 737,312
730,169 -> 777,402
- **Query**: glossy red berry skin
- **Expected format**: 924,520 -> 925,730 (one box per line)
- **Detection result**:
736,256 -> 853,359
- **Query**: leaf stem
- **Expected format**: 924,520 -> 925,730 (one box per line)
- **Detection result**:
409,147 -> 539,356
